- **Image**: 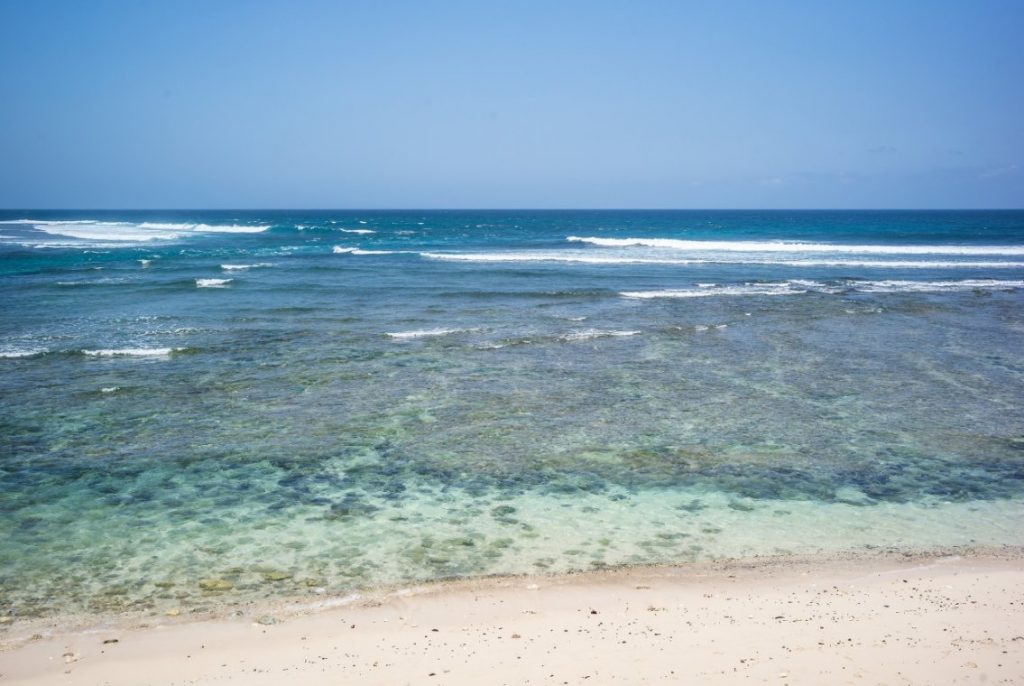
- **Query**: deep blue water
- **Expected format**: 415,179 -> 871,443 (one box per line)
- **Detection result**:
1,210 -> 1023,618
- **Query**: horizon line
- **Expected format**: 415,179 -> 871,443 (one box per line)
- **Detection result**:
2,207 -> 1023,213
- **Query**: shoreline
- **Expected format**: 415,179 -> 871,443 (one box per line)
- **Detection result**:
2,547 -> 1022,684
2,545 -> 1017,644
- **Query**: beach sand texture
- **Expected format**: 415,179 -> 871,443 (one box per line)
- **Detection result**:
2,552 -> 1021,685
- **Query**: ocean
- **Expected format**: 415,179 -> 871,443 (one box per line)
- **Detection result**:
1,209 -> 1023,618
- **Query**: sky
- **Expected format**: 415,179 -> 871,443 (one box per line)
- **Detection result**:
0,0 -> 1022,209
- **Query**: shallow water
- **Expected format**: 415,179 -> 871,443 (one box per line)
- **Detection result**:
1,210 -> 1023,617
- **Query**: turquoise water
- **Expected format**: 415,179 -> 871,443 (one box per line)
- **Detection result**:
1,210 -> 1023,617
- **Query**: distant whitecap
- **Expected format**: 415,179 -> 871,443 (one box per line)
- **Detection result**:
82,347 -> 183,357
196,278 -> 233,288
621,279 -> 1024,299
567,235 -> 1024,256
0,350 -> 45,358
559,329 -> 640,342
220,263 -> 272,271
386,328 -> 475,339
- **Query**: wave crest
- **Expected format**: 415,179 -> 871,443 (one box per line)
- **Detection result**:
82,347 -> 184,357
621,279 -> 1024,299
386,328 -> 475,339
567,236 -> 1024,256
0,219 -> 269,244
220,263 -> 273,271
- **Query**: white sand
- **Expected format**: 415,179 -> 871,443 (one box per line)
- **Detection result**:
1,552 -> 1022,684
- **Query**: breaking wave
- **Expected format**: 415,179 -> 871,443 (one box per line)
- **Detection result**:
621,279 -> 1024,299
567,236 -> 1024,256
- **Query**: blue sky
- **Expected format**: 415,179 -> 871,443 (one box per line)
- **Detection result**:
1,0 -> 1021,208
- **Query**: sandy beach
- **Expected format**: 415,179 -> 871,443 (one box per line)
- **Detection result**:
2,551 -> 1022,685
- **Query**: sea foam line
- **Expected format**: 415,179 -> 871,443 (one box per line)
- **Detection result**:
220,263 -> 273,271
333,246 -> 399,255
0,219 -> 116,225
559,329 -> 641,341
55,277 -> 129,286
196,278 -> 233,288
82,347 -> 184,357
852,279 -> 1024,293
3,347 -> 190,359
622,283 -> 814,298
137,222 -> 270,233
0,350 -> 45,359
567,236 -> 1024,256
0,219 -> 269,243
419,251 -> 1024,268
386,328 -> 476,339
420,251 -> 705,264
621,279 -> 1024,299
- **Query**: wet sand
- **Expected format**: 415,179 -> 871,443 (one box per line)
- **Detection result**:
1,551 -> 1022,685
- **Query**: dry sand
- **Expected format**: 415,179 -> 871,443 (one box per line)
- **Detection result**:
1,552 -> 1022,685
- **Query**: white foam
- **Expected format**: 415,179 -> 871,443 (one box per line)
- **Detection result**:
0,219 -> 105,225
100,386 -> 120,393
35,222 -> 182,242
621,279 -> 1024,299
55,277 -> 127,286
622,283 -> 815,299
1,219 -> 269,243
135,222 -> 269,233
196,278 -> 233,288
340,228 -> 376,234
138,259 -> 152,267
190,224 -> 269,234
852,279 -> 1024,293
334,246 -> 397,255
559,329 -> 641,341
220,263 -> 272,271
16,240 -> 143,249
82,348 -> 182,357
420,251 -> 705,264
420,251 -> 1024,268
566,236 -> 1024,256
0,350 -> 44,358
386,328 -> 473,339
